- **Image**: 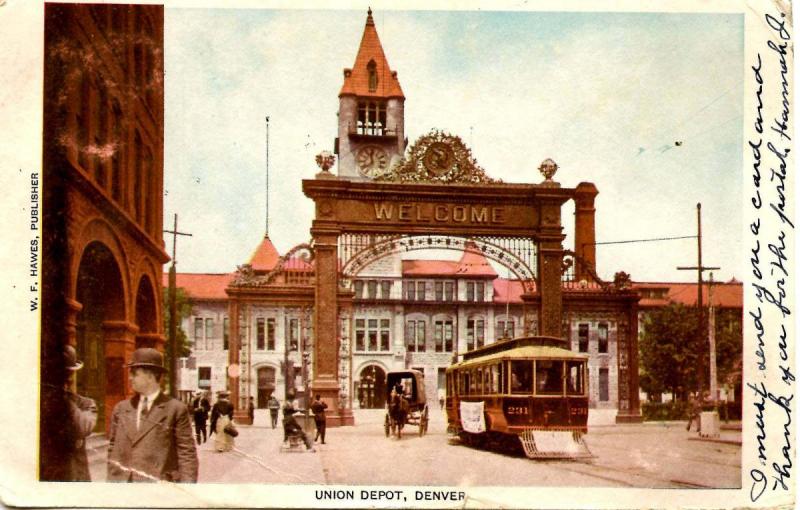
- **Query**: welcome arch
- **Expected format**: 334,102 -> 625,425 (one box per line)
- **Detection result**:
301,165 -> 576,425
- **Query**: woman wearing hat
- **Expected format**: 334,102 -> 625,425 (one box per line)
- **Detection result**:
63,345 -> 98,481
209,391 -> 235,452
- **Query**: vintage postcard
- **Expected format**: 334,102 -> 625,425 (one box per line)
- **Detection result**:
0,0 -> 794,508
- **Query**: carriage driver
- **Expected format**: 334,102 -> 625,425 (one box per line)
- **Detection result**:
282,401 -> 315,452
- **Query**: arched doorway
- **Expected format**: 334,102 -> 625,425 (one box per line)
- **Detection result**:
357,365 -> 386,409
135,275 -> 158,341
75,241 -> 125,430
257,366 -> 276,408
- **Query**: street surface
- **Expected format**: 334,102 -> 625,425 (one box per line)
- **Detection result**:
90,408 -> 741,488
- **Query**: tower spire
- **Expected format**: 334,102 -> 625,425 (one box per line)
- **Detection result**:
367,7 -> 374,25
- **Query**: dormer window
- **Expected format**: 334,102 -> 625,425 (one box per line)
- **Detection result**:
367,59 -> 378,92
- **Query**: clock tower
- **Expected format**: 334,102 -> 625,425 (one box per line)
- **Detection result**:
335,9 -> 406,179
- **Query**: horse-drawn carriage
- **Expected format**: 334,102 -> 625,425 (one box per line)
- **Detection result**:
384,370 -> 429,439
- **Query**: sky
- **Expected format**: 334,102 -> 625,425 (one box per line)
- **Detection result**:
163,7 -> 744,282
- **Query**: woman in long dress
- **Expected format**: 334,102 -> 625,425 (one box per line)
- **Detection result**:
209,391 -> 235,452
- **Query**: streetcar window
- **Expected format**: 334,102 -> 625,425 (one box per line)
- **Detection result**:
535,360 -> 564,395
483,366 -> 492,394
567,361 -> 585,395
476,367 -> 483,394
499,363 -> 506,394
491,364 -> 499,394
470,369 -> 478,394
510,360 -> 532,394
462,372 -> 470,395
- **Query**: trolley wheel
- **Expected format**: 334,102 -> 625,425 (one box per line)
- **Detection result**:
384,414 -> 390,437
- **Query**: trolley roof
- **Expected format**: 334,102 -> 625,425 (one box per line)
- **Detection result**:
449,345 -> 588,370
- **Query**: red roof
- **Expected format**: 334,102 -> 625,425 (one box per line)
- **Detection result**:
402,245 -> 496,278
248,236 -> 280,271
163,273 -> 233,300
634,281 -> 742,309
339,9 -> 404,99
493,279 -> 526,303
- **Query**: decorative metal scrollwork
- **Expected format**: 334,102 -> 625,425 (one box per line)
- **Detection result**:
230,242 -> 315,288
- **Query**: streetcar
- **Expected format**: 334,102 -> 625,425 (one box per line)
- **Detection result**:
445,335 -> 592,459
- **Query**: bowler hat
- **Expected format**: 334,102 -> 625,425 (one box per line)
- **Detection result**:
127,348 -> 167,372
64,345 -> 84,371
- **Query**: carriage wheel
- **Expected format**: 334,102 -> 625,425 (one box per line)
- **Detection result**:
384,414 -> 390,437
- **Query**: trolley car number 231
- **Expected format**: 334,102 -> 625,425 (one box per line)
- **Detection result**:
506,406 -> 529,415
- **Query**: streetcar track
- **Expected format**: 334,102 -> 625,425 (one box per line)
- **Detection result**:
586,438 -> 741,470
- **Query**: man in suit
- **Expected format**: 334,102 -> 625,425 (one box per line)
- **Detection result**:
310,394 -> 328,444
107,348 -> 198,482
63,345 -> 97,481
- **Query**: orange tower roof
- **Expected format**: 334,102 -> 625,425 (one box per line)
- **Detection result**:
248,236 -> 281,272
339,8 -> 404,99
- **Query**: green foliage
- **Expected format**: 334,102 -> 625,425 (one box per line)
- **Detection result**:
639,303 -> 702,400
641,400 -> 690,421
639,303 -> 743,403
163,286 -> 193,359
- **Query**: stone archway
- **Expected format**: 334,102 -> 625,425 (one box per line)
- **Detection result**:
75,241 -> 126,431
357,364 -> 386,409
256,365 -> 277,408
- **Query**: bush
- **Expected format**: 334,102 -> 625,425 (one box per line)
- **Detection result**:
641,400 -> 690,421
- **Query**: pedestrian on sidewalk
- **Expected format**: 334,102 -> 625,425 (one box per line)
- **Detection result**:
267,395 -> 280,429
107,348 -> 198,482
310,394 -> 328,444
191,391 -> 209,444
62,345 -> 97,481
210,391 -> 235,452
248,396 -> 255,425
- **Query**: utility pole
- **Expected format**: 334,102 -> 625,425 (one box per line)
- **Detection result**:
164,213 -> 192,397
677,203 -> 719,397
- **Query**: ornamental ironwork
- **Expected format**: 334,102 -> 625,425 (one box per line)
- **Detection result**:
339,234 -> 537,293
376,129 -> 501,184
231,242 -> 315,287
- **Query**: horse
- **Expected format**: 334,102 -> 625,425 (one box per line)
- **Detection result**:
387,390 -> 409,438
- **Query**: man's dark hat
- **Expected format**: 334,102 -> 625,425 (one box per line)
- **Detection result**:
64,345 -> 84,371
127,347 -> 167,372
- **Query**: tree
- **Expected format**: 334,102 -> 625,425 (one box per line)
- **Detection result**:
639,303 -> 703,401
162,286 -> 193,369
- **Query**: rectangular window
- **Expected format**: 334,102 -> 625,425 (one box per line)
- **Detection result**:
194,318 -> 203,348
510,360 -> 533,394
444,281 -> 454,301
256,318 -> 265,350
416,320 -> 425,352
567,361 -> 585,395
434,321 -> 444,352
198,367 -> 211,389
267,318 -> 276,350
598,323 -> 608,353
357,100 -> 387,136
289,318 -> 299,351
497,319 -> 515,340
223,317 -> 229,350
380,280 -> 391,299
368,319 -> 378,351
355,319 -> 365,351
466,282 -> 475,302
367,280 -> 377,299
444,321 -> 454,351
205,318 -> 213,349
405,321 -> 416,352
416,281 -> 425,301
476,282 -> 485,302
535,360 -> 563,395
435,281 -> 443,301
466,319 -> 486,351
405,281 -> 415,300
599,368 -> 609,401
380,319 -> 391,351
578,323 -> 589,352
354,280 -> 364,298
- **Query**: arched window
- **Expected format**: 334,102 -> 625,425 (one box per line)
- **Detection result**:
367,59 -> 378,92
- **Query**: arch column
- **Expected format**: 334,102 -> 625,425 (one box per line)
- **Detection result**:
65,298 -> 83,348
310,226 -> 351,425
101,320 -> 138,432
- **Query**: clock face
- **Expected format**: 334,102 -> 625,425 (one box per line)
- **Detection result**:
356,146 -> 389,177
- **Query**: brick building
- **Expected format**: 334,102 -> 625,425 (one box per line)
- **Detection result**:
42,3 -> 166,480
